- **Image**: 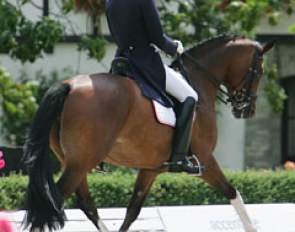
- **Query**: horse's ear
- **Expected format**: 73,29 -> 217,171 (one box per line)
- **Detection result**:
261,39 -> 276,55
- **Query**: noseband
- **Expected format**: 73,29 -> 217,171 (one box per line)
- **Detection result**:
180,44 -> 262,109
226,45 -> 262,110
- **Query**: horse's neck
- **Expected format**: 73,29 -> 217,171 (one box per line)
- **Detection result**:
185,48 -> 229,109
186,63 -> 220,109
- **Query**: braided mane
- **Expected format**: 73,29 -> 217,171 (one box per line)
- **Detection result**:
170,34 -> 250,67
186,34 -> 248,54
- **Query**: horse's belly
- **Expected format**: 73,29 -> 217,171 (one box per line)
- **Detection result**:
104,131 -> 172,169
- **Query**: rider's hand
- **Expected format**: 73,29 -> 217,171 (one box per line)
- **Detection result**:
174,40 -> 184,54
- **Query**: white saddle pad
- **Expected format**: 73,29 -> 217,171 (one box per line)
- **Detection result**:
152,100 -> 176,127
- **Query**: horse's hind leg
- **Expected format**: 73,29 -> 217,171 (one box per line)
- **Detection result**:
75,176 -> 108,232
200,155 -> 257,232
119,169 -> 159,232
56,167 -> 109,232
50,121 -> 110,231
50,160 -> 108,231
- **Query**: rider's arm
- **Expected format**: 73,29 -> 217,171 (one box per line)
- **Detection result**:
140,0 -> 178,57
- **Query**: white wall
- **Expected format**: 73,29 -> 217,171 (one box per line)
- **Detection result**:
0,43 -> 116,78
0,1 -> 111,77
257,14 -> 295,34
215,104 -> 246,170
0,2 -> 116,145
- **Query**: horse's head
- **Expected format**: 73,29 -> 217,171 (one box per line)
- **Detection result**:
224,39 -> 275,118
179,35 -> 275,119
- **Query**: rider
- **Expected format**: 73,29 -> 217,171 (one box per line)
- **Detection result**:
106,0 -> 202,174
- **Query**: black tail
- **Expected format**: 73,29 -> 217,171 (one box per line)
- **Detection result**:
22,83 -> 71,231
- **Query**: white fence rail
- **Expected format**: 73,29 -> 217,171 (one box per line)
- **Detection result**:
1,204 -> 294,232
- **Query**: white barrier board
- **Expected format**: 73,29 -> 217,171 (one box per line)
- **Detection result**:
159,204 -> 295,232
2,203 -> 295,232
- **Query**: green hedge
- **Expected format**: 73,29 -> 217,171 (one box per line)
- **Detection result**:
1,170 -> 295,210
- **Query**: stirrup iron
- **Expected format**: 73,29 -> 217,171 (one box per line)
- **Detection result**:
163,154 -> 205,176
187,154 -> 204,176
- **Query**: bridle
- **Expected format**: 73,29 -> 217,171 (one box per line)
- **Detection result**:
177,44 -> 263,110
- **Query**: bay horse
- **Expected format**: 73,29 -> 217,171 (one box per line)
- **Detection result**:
22,35 -> 274,232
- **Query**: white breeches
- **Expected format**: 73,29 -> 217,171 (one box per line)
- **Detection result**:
164,65 -> 198,103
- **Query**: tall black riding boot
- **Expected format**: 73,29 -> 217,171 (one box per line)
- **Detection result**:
168,97 -> 204,174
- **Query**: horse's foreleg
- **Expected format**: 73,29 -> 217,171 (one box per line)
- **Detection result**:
200,155 -> 257,232
119,169 -> 159,232
230,190 -> 257,232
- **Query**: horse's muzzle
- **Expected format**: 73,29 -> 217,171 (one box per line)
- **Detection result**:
231,104 -> 255,119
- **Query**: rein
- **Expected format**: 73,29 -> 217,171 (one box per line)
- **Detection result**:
177,54 -> 230,104
178,44 -> 262,108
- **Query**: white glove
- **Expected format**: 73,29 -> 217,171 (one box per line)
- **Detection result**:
174,40 -> 184,54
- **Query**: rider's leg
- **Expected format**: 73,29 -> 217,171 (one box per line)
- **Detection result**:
164,65 -> 198,102
164,65 -> 203,174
